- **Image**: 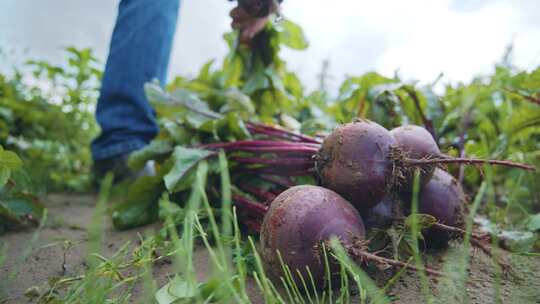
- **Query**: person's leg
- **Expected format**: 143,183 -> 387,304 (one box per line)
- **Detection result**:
92,0 -> 180,161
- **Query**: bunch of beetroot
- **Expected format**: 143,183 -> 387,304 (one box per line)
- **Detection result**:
205,119 -> 535,289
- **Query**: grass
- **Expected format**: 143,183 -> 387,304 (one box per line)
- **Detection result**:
2,161 -> 537,304
0,242 -> 7,299
409,170 -> 433,304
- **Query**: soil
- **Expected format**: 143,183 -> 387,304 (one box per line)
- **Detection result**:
1,194 -> 539,304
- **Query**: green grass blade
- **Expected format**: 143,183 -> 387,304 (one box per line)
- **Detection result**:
87,173 -> 113,268
279,276 -> 297,304
140,233 -> 159,304
219,150 -> 233,239
328,238 -> 390,304
305,267 -> 320,304
276,250 -> 304,303
321,243 -> 332,303
198,175 -> 228,270
232,208 -> 250,302
409,169 -> 433,303
248,236 -> 275,303
0,242 -> 7,299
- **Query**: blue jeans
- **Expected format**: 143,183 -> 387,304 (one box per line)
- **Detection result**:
92,0 -> 180,161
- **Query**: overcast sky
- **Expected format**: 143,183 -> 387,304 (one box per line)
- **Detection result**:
1,0 -> 540,92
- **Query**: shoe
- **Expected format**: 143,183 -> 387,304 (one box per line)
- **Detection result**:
93,153 -> 155,187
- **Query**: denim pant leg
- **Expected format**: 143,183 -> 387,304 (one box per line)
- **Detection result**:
92,0 -> 180,161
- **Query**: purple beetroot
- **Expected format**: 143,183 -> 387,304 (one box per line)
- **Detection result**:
315,119 -> 396,210
389,124 -> 535,191
390,125 -> 440,188
363,195 -> 395,229
390,125 -> 440,161
211,121 -> 533,216
409,168 -> 466,247
260,185 -> 365,287
419,169 -> 465,226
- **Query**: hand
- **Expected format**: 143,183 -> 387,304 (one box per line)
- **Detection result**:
230,5 -> 271,44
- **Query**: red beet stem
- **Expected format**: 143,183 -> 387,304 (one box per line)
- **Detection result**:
247,123 -> 322,144
247,126 -> 303,142
231,157 -> 315,166
202,140 -> 319,149
232,140 -> 318,147
406,155 -> 536,171
238,185 -> 277,204
226,147 -> 318,154
242,219 -> 262,233
232,194 -> 269,218
259,175 -> 295,188
237,167 -> 316,176
401,87 -> 436,140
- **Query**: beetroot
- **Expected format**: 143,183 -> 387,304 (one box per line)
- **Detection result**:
364,195 -> 395,229
315,120 -> 396,210
260,185 -> 365,287
207,122 -> 533,214
388,124 -> 535,192
412,168 -> 465,247
390,125 -> 440,160
390,125 -> 440,189
419,169 -> 465,226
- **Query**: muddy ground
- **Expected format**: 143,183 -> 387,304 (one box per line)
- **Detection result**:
1,194 -> 539,303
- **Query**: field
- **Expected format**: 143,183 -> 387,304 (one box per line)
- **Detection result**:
1,18 -> 539,304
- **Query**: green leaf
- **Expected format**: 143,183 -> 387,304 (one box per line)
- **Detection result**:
223,54 -> 243,87
155,276 -> 197,304
527,214 -> 540,231
112,175 -> 162,230
266,68 -> 286,93
0,203 -> 25,227
405,214 -> 437,231
197,59 -> 215,82
242,61 -> 269,95
128,140 -> 174,170
0,147 -> 22,171
160,118 -> 194,143
198,276 -> 234,302
284,72 -> 303,99
223,113 -> 251,140
0,192 -> 45,230
170,88 -> 220,119
163,147 -> 213,192
158,193 -> 185,224
220,89 -> 255,116
145,82 -> 221,120
280,113 -> 301,131
145,80 -> 172,104
0,169 -> 10,189
498,230 -> 538,253
278,19 -> 309,50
